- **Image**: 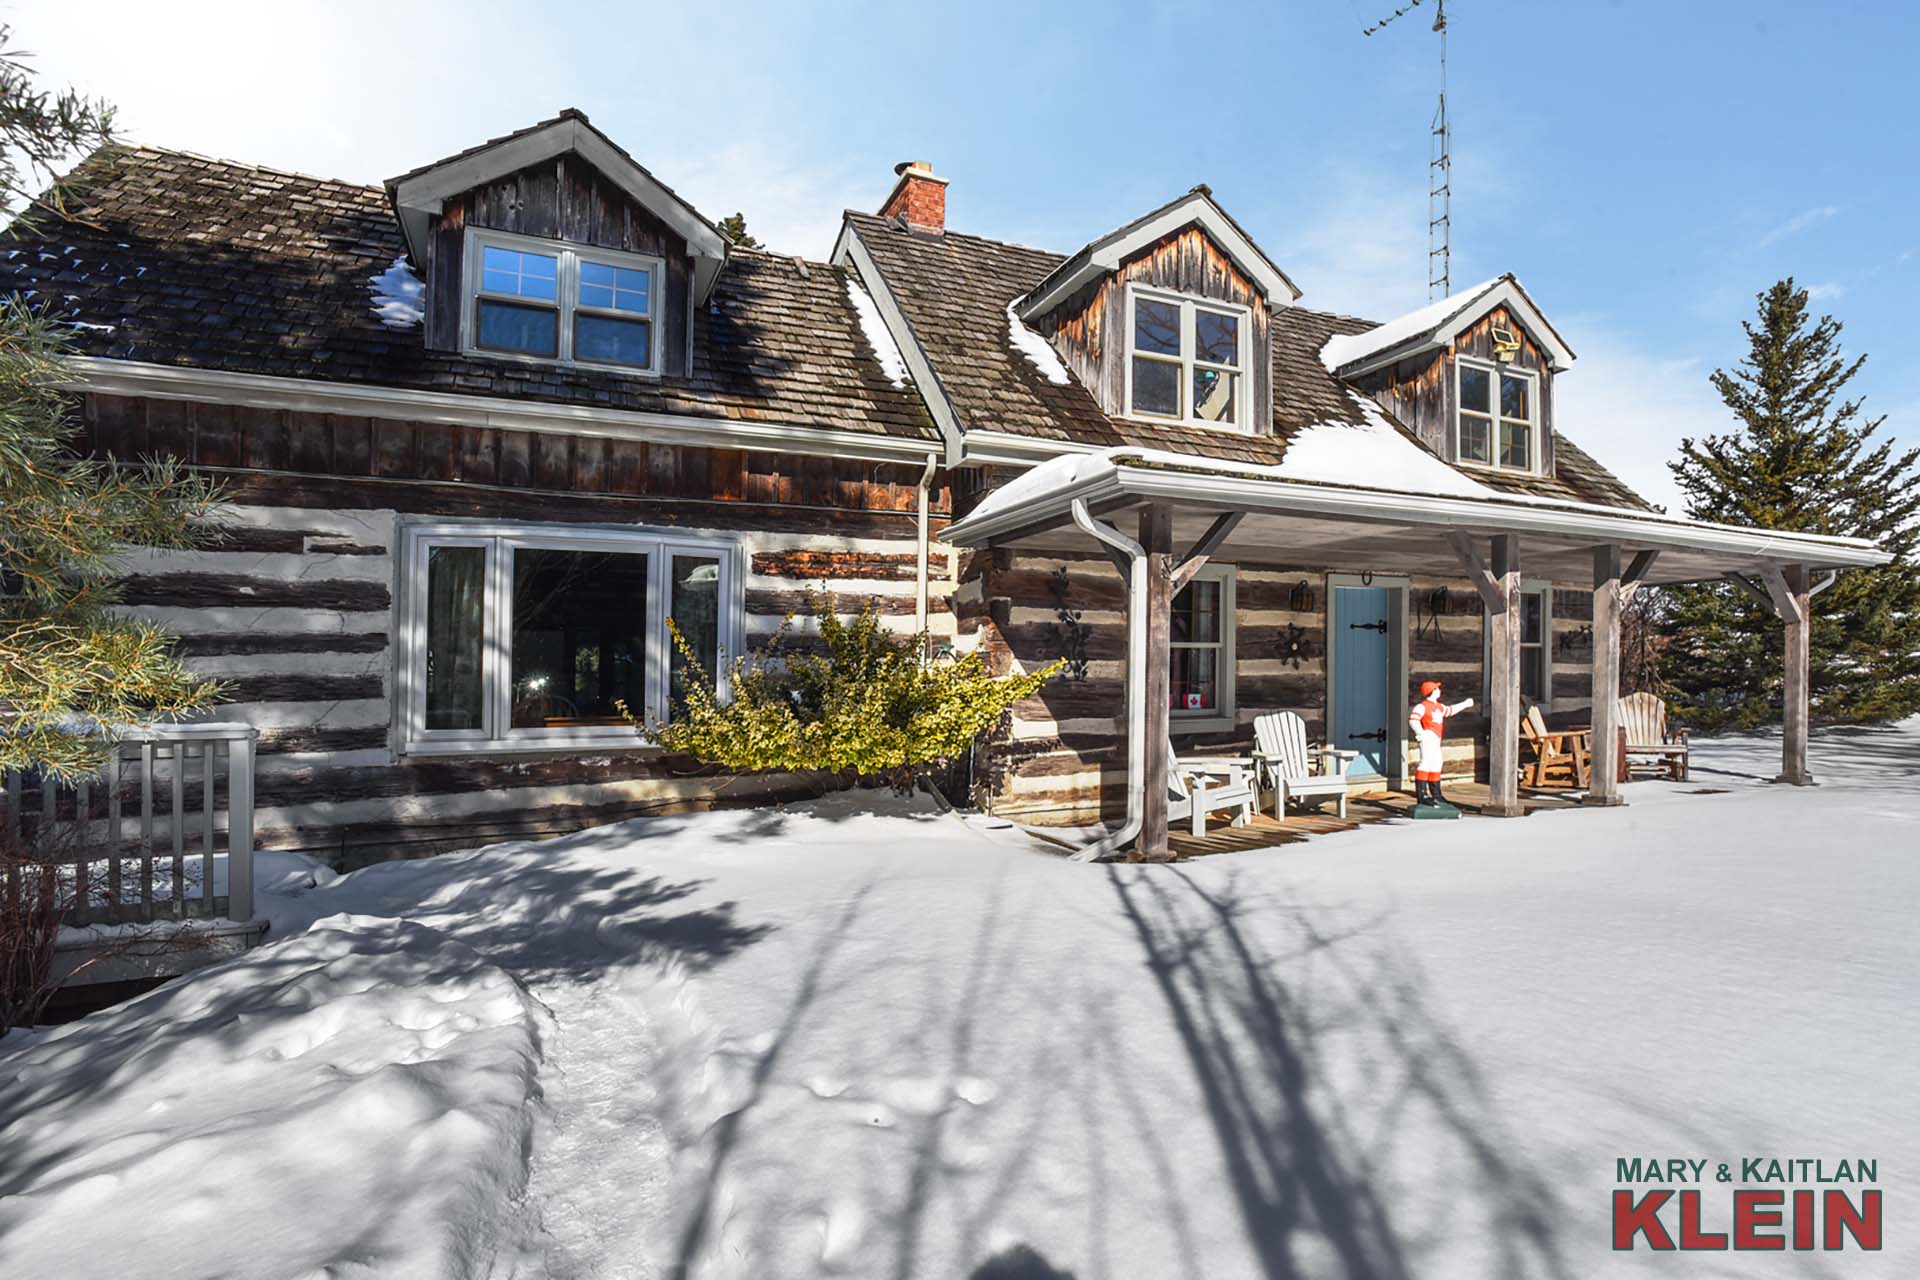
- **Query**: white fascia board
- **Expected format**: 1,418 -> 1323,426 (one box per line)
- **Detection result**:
1333,277 -> 1577,377
65,357 -> 943,466
955,431 -> 1097,466
942,461 -> 1889,572
389,119 -> 728,300
830,224 -> 966,464
1016,194 -> 1301,321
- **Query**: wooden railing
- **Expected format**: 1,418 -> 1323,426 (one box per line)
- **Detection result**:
3,723 -> 258,925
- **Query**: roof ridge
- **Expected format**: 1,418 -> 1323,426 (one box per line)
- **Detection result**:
842,210 -> 1065,263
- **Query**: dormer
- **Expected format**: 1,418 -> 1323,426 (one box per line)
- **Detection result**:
384,110 -> 728,378
1322,276 -> 1576,477
1012,187 -> 1300,436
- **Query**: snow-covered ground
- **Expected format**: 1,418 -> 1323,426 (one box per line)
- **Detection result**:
4,720 -> 1916,1278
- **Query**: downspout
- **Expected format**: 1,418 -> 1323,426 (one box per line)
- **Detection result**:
1070,498 -> 1146,862
915,452 -> 937,650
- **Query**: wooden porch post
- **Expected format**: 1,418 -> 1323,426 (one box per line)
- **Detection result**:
1778,563 -> 1814,786
1588,545 -> 1625,805
1137,504 -> 1175,860
1485,533 -> 1525,817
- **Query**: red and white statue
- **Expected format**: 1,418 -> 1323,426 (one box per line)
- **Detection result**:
1410,679 -> 1474,808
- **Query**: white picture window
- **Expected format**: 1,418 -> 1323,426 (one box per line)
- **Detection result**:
1125,287 -> 1249,430
1170,564 -> 1237,725
464,228 -> 661,373
1457,358 -> 1537,471
399,522 -> 739,754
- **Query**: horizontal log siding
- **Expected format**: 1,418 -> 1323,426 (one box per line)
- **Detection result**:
121,501 -> 952,861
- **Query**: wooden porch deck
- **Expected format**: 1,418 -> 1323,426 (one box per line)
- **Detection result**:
1166,783 -> 1586,859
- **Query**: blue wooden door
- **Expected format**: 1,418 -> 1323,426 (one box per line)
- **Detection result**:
1332,587 -> 1393,778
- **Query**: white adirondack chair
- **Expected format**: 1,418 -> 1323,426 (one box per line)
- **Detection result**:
1618,690 -> 1689,780
1251,711 -> 1354,820
1165,743 -> 1258,837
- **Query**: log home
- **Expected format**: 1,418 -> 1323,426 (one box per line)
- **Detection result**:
3,110 -> 1887,863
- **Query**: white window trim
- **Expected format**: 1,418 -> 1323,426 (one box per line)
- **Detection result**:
460,227 -> 665,376
1455,356 -> 1540,474
1169,562 -> 1237,732
1122,284 -> 1253,433
1482,579 -> 1554,709
395,519 -> 743,756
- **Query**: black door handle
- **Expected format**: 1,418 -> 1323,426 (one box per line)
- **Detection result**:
1352,729 -> 1387,742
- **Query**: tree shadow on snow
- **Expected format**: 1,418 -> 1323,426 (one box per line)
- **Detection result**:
1107,867 -> 1572,1280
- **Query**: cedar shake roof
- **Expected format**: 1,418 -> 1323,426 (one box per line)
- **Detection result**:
1,145 -> 938,444
844,211 -> 1651,510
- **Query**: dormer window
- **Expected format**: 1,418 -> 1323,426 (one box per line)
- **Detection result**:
462,228 -> 661,373
1124,286 -> 1249,430
1457,357 -> 1536,471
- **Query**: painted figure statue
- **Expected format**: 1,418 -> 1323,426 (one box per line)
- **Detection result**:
1410,679 -> 1474,812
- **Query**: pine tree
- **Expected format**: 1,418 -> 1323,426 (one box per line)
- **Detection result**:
1657,279 -> 1920,730
0,29 -> 224,777
717,211 -> 761,249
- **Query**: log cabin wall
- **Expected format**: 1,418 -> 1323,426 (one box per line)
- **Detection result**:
967,554 -> 1598,825
423,154 -> 694,373
1353,304 -> 1557,473
1036,226 -> 1274,437
84,392 -> 955,864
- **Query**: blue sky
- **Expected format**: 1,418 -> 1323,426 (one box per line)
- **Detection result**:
14,0 -> 1916,511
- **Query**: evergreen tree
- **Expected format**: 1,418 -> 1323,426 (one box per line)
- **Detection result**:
1657,279 -> 1920,730
1,29 -> 223,777
717,211 -> 761,249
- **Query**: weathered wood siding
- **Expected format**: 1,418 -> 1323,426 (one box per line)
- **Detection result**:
1037,225 -> 1274,437
89,392 -> 955,863
424,153 -> 694,371
1354,304 -> 1557,473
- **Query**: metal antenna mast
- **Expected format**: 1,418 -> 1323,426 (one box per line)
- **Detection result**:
1363,0 -> 1452,299
1428,0 -> 1451,299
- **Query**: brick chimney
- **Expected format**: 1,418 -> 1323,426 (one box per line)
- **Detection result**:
879,160 -> 947,233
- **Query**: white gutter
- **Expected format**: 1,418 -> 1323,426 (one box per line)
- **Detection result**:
63,357 -> 946,466
946,461 -> 1889,571
914,452 -> 937,643
1068,499 -> 1145,862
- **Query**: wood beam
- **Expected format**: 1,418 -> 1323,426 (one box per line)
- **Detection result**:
1447,532 -> 1507,612
1170,512 -> 1245,593
1137,504 -> 1175,860
1588,544 -> 1625,806
1769,564 -> 1814,786
1484,533 -> 1525,817
1725,572 -> 1778,614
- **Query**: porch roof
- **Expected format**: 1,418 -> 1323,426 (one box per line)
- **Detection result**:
941,450 -> 1889,586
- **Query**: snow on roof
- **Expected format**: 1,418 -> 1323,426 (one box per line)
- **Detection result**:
368,256 -> 424,329
845,278 -> 908,389
1006,301 -> 1070,385
1318,277 -> 1505,373
969,394 -> 1492,525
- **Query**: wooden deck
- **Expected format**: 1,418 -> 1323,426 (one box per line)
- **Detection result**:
1166,782 -> 1586,859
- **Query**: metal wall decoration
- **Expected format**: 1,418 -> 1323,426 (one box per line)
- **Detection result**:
1049,567 -> 1092,681
1416,584 -> 1453,641
1557,623 -> 1594,657
1288,579 -> 1316,613
1277,622 -> 1318,669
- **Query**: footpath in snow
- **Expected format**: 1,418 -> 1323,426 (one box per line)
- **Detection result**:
2,720 -> 1916,1278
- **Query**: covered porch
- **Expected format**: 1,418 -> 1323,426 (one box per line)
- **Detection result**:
945,452 -> 1890,861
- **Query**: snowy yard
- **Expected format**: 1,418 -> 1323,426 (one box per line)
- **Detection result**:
3,722 -> 1916,1279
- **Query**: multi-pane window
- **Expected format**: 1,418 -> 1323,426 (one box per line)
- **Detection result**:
1126,289 -> 1248,429
466,230 -> 660,372
1458,359 -> 1536,471
1519,588 -> 1548,703
1169,565 -> 1236,721
404,524 -> 735,752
